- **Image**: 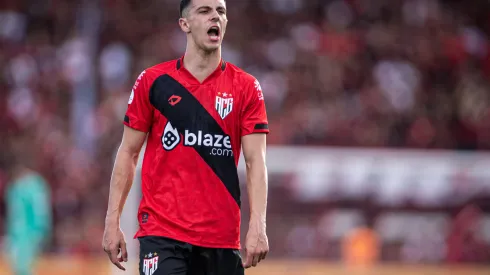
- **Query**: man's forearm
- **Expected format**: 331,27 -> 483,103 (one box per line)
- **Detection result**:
105,147 -> 139,226
246,160 -> 268,224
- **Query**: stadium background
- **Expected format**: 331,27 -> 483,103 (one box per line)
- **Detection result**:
0,0 -> 490,274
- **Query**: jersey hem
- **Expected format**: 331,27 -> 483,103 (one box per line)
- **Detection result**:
134,231 -> 241,250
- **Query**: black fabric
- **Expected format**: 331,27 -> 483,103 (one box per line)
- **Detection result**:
139,236 -> 244,275
124,115 -> 130,123
149,74 -> 241,207
254,123 -> 268,130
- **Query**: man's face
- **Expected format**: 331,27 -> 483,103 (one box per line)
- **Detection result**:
180,0 -> 228,52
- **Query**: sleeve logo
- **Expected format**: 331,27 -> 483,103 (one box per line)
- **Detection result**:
254,79 -> 264,101
128,90 -> 134,104
254,79 -> 262,92
129,70 -> 146,104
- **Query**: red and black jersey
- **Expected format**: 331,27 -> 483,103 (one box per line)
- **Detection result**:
124,57 -> 269,249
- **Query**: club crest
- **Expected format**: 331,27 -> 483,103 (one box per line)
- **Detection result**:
215,92 -> 233,119
142,252 -> 159,275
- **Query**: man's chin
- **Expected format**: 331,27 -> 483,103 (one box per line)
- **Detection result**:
202,43 -> 221,53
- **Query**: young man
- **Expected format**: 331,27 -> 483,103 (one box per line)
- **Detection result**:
102,0 -> 269,274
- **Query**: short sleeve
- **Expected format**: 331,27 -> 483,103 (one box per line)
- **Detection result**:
124,70 -> 153,133
241,77 -> 269,136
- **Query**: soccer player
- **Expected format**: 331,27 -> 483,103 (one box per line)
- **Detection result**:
4,145 -> 52,275
102,0 -> 269,274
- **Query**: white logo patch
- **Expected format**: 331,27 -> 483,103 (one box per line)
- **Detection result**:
254,79 -> 264,100
129,70 -> 146,105
162,122 -> 180,151
128,90 -> 134,104
254,79 -> 262,92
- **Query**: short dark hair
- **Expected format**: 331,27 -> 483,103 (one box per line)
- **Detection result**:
180,0 -> 192,17
180,0 -> 226,17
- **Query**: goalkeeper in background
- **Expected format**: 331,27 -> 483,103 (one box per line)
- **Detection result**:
3,138 -> 52,275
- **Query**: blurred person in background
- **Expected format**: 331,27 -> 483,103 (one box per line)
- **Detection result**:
102,0 -> 269,274
3,134 -> 52,275
447,204 -> 488,263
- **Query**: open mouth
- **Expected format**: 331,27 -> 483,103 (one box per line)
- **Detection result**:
207,26 -> 220,41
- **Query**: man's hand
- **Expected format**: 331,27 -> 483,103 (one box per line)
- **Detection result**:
243,221 -> 269,268
102,225 -> 128,271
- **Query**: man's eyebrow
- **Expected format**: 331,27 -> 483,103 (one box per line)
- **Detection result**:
195,5 -> 226,11
195,5 -> 211,11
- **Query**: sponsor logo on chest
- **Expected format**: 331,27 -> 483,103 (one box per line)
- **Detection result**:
162,122 -> 233,157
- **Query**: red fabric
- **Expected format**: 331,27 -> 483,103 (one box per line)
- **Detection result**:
124,58 -> 269,249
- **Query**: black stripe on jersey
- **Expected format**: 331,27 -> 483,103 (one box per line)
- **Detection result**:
254,123 -> 268,130
124,115 -> 130,124
149,74 -> 241,207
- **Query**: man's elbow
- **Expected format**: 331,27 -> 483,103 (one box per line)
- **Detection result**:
245,157 -> 266,172
118,144 -> 141,163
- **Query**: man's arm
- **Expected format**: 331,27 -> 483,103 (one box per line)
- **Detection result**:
103,125 -> 147,270
106,125 -> 147,225
242,133 -> 269,268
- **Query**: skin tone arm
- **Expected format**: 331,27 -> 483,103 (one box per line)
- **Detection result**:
102,126 -> 147,271
241,133 -> 269,268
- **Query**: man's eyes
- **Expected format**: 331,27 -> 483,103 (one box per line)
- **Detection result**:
197,9 -> 226,14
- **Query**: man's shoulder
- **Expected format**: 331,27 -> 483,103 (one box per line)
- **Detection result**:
225,62 -> 258,86
140,59 -> 180,80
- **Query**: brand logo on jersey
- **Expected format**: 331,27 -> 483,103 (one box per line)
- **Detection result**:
254,79 -> 262,92
162,122 -> 233,156
254,79 -> 264,101
129,70 -> 146,104
168,95 -> 181,106
162,122 -> 180,151
128,90 -> 134,104
215,92 -> 233,119
142,253 -> 158,275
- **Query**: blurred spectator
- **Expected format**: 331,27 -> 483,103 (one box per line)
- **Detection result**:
3,133 -> 52,275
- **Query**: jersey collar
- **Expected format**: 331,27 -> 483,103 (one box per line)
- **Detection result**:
176,56 -> 226,85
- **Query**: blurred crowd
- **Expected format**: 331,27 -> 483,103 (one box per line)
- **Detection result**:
0,0 -> 490,255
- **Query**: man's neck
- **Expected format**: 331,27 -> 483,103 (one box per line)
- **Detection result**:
183,45 -> 222,83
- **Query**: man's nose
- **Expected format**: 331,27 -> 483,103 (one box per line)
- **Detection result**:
210,10 -> 219,22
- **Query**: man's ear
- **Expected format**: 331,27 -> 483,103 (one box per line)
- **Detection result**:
179,18 -> 191,33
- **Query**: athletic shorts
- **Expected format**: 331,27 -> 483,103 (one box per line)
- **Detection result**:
138,236 -> 244,275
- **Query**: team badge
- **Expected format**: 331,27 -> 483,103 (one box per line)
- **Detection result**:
215,92 -> 233,119
142,252 -> 159,275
